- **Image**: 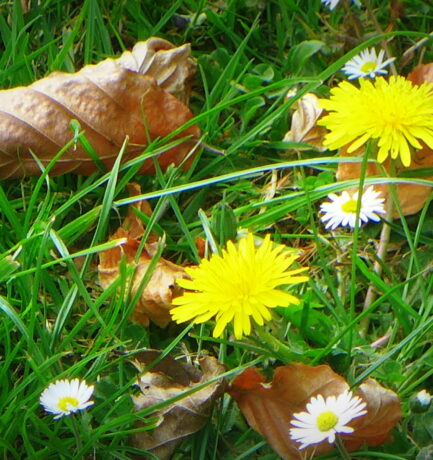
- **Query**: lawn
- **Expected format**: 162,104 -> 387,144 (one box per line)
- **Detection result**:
1,0 -> 433,459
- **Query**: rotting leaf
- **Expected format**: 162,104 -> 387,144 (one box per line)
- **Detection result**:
98,183 -> 189,327
228,363 -> 401,460
346,378 -> 402,450
0,37 -> 200,179
284,93 -> 327,151
131,354 -> 226,460
117,37 -> 196,103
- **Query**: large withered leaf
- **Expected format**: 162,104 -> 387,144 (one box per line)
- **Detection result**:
131,354 -> 226,460
0,38 -> 199,179
98,183 -> 189,327
228,363 -> 401,460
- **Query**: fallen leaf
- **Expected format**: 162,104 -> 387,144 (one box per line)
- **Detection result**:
131,354 -> 226,460
346,378 -> 402,450
283,93 -> 327,151
117,37 -> 195,103
228,363 -> 401,460
407,63 -> 433,86
0,37 -> 200,179
98,183 -> 188,327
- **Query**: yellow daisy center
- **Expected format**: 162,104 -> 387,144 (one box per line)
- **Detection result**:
58,396 -> 79,411
341,198 -> 358,213
360,61 -> 377,73
316,411 -> 339,432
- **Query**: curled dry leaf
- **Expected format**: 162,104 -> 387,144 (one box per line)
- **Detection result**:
131,354 -> 226,460
118,37 -> 196,103
98,183 -> 188,327
283,93 -> 327,151
228,363 -> 401,460
0,37 -> 199,179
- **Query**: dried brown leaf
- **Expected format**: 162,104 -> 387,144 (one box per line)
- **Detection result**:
117,37 -> 195,102
131,355 -> 226,460
98,183 -> 188,327
284,93 -> 327,151
345,379 -> 402,449
0,38 -> 199,179
228,363 -> 401,460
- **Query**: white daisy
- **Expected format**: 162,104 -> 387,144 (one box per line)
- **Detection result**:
320,186 -> 385,230
289,390 -> 367,449
416,389 -> 432,406
321,0 -> 361,10
342,48 -> 395,80
40,378 -> 94,419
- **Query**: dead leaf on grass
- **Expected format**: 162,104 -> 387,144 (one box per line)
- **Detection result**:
98,183 -> 189,327
0,37 -> 199,179
283,93 -> 327,151
131,353 -> 226,460
228,363 -> 401,460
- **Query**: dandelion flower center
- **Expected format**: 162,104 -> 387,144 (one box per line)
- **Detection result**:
319,76 -> 433,167
316,411 -> 339,431
58,396 -> 79,411
341,198 -> 358,214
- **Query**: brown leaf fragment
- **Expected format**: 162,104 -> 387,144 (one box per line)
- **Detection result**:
284,93 -> 327,151
407,63 -> 433,85
98,184 -> 188,327
0,38 -> 200,179
345,379 -> 402,449
98,227 -> 187,327
117,37 -> 196,103
131,355 -> 227,460
228,363 -> 401,460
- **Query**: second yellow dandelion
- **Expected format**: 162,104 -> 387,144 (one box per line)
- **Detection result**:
170,234 -> 309,340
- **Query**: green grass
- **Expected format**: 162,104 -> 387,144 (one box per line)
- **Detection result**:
2,0 -> 433,458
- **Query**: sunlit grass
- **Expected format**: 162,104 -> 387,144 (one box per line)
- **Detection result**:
1,0 -> 433,458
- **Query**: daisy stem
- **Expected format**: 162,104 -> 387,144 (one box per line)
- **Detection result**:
359,185 -> 394,337
69,415 -> 83,454
335,435 -> 352,460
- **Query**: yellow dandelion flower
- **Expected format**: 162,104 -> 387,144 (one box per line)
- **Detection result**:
318,76 -> 433,167
171,234 -> 309,340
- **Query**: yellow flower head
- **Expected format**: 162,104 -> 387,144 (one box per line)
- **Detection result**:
318,76 -> 433,167
171,234 -> 309,340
